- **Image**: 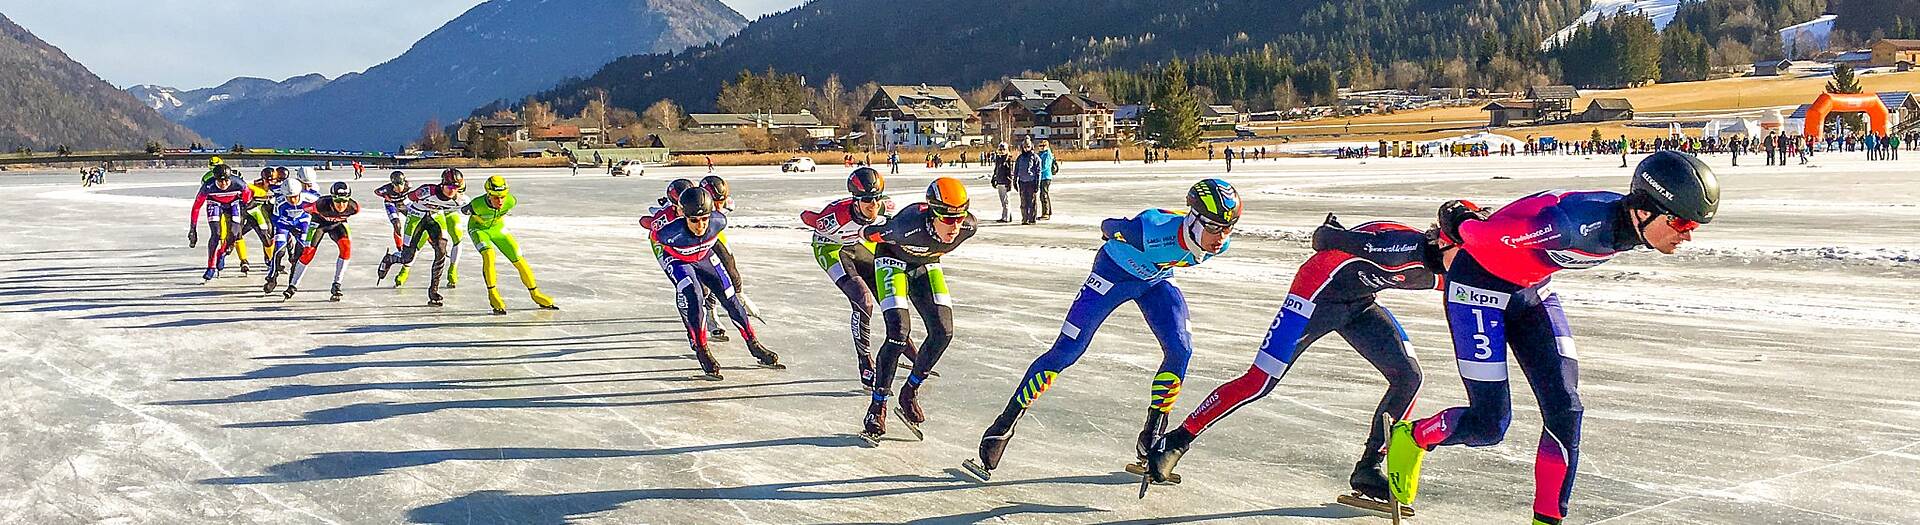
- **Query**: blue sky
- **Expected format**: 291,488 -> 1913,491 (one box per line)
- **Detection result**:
0,0 -> 802,89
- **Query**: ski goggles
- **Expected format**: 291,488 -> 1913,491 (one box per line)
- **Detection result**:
853,194 -> 886,203
1665,215 -> 1699,234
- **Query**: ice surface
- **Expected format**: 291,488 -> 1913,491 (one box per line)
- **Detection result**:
0,153 -> 1914,524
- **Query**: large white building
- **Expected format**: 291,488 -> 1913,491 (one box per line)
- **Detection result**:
860,84 -> 977,149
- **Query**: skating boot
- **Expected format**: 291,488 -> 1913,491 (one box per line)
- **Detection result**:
329,283 -> 343,302
374,250 -> 394,282
708,327 -> 730,342
893,378 -> 926,440
487,287 -> 508,315
746,340 -> 784,369
529,287 -> 558,310
858,398 -> 887,446
239,260 -> 252,275
426,291 -> 444,307
694,348 -> 723,381
392,266 -> 411,288
964,402 -> 1024,482
262,275 -> 278,294
1136,427 -> 1191,485
1336,455 -> 1412,516
281,285 -> 297,300
445,269 -> 457,289
1384,416 -> 1428,506
1136,410 -> 1169,461
201,268 -> 217,282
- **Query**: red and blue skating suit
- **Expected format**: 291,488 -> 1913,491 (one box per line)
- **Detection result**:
650,212 -> 758,352
1410,190 -> 1640,524
1176,219 -> 1437,463
189,175 -> 252,271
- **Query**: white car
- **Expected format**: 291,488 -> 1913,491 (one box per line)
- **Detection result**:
781,157 -> 817,172
611,159 -> 643,177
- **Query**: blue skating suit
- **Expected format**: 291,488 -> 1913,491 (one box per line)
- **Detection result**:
1005,208 -> 1230,420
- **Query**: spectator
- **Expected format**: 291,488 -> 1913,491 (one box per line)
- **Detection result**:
1224,147 -> 1235,173
888,150 -> 900,174
1037,141 -> 1056,220
1014,140 -> 1042,224
991,144 -> 1014,223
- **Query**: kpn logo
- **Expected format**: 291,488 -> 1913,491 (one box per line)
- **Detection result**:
1448,282 -> 1508,309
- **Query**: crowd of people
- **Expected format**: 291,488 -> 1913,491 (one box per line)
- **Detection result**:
177,146 -> 1730,525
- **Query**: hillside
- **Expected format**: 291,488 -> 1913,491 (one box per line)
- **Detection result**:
184,0 -> 747,150
525,0 -> 1589,114
0,13 -> 202,151
129,74 -> 332,122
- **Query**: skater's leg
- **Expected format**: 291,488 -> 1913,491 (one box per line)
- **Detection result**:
1176,294 -> 1342,439
472,228 -> 505,312
1135,279 -> 1196,456
331,230 -> 351,288
1508,293 -> 1583,524
1004,265 -> 1135,413
700,256 -> 758,340
1387,254 -> 1517,505
666,261 -> 720,374
978,261 -> 1137,470
1340,303 -> 1423,460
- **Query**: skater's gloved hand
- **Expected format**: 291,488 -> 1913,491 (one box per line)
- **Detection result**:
188,228 -> 198,248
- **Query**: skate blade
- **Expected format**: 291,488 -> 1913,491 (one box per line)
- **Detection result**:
757,362 -> 787,370
1337,493 -> 1414,517
892,408 -> 925,441
959,459 -> 992,482
1122,462 -> 1182,485
857,432 -> 883,447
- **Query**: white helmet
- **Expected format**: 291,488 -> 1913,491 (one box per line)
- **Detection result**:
294,167 -> 316,186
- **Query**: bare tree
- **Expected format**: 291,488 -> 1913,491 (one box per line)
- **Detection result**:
642,99 -> 684,130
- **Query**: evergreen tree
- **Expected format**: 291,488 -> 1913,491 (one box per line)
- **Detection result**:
1826,63 -> 1866,133
1143,58 -> 1202,149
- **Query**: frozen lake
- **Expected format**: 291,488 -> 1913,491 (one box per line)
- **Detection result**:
0,153 -> 1914,524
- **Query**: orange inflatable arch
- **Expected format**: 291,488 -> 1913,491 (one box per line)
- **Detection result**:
1803,92 -> 1890,137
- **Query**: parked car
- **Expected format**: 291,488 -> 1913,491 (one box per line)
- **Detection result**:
612,159 -> 643,177
781,157 -> 817,172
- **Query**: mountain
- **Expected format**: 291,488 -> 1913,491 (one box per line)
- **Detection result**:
522,0 -> 1587,115
185,0 -> 746,150
0,13 -> 201,151
129,74 -> 332,121
1545,0 -> 1683,49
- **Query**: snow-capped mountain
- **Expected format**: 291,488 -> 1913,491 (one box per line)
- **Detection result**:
126,74 -> 332,121
183,0 -> 747,150
1543,0 -> 1682,49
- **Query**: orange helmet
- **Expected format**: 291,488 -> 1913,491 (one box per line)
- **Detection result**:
925,177 -> 969,218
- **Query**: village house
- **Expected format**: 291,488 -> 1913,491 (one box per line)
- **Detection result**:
1870,39 -> 1920,68
860,84 -> 975,149
683,111 -> 838,140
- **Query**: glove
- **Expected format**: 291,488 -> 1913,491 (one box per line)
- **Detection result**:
188,228 -> 198,248
1436,200 -> 1490,246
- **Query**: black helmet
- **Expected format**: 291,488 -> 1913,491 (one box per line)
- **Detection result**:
1631,151 -> 1719,224
440,168 -> 464,189
848,167 -> 885,198
699,175 -> 730,201
214,164 -> 233,177
259,167 -> 275,178
1185,178 -> 1242,229
677,186 -> 716,218
329,181 -> 351,198
389,170 -> 406,185
666,178 -> 697,202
